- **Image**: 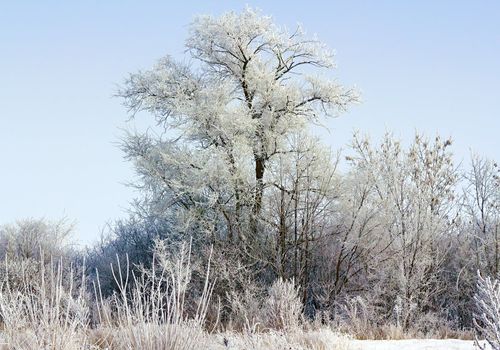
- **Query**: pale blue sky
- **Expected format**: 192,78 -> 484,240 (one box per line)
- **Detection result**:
1,1 -> 499,245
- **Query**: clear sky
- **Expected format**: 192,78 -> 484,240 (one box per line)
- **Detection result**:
1,1 -> 499,245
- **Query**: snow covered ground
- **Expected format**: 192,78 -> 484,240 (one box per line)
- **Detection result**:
349,339 -> 486,350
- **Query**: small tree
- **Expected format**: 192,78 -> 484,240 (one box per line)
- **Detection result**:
464,155 -> 500,276
346,133 -> 458,329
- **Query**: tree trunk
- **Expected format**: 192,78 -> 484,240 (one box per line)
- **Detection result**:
251,154 -> 265,235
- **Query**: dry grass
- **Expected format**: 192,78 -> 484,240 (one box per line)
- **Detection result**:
342,322 -> 473,341
89,241 -> 214,350
333,295 -> 474,341
0,258 -> 91,350
0,243 -> 358,350
264,278 -> 303,331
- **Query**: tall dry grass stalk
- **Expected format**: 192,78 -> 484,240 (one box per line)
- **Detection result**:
0,257 -> 91,350
91,240 -> 216,350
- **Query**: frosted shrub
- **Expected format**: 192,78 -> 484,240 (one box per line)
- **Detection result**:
264,278 -> 302,331
0,218 -> 76,294
0,257 -> 40,293
226,278 -> 302,332
339,296 -> 373,338
474,272 -> 500,350
0,218 -> 73,262
227,286 -> 263,331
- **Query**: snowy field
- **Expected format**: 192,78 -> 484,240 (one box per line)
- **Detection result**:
349,339 -> 486,350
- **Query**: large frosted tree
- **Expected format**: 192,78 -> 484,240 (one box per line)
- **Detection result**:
119,8 -> 357,246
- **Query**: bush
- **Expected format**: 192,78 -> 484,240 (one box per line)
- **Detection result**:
85,217 -> 174,297
473,272 -> 500,350
264,278 -> 303,331
0,218 -> 74,262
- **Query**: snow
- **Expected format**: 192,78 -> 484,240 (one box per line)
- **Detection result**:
349,339 -> 486,350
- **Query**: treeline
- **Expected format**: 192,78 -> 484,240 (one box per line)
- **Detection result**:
85,134 -> 497,336
1,136 -> 498,338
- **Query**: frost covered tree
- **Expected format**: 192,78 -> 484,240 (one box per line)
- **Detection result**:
119,8 -> 357,251
345,133 -> 458,329
315,155 -> 390,313
465,155 -> 500,276
264,133 -> 341,304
